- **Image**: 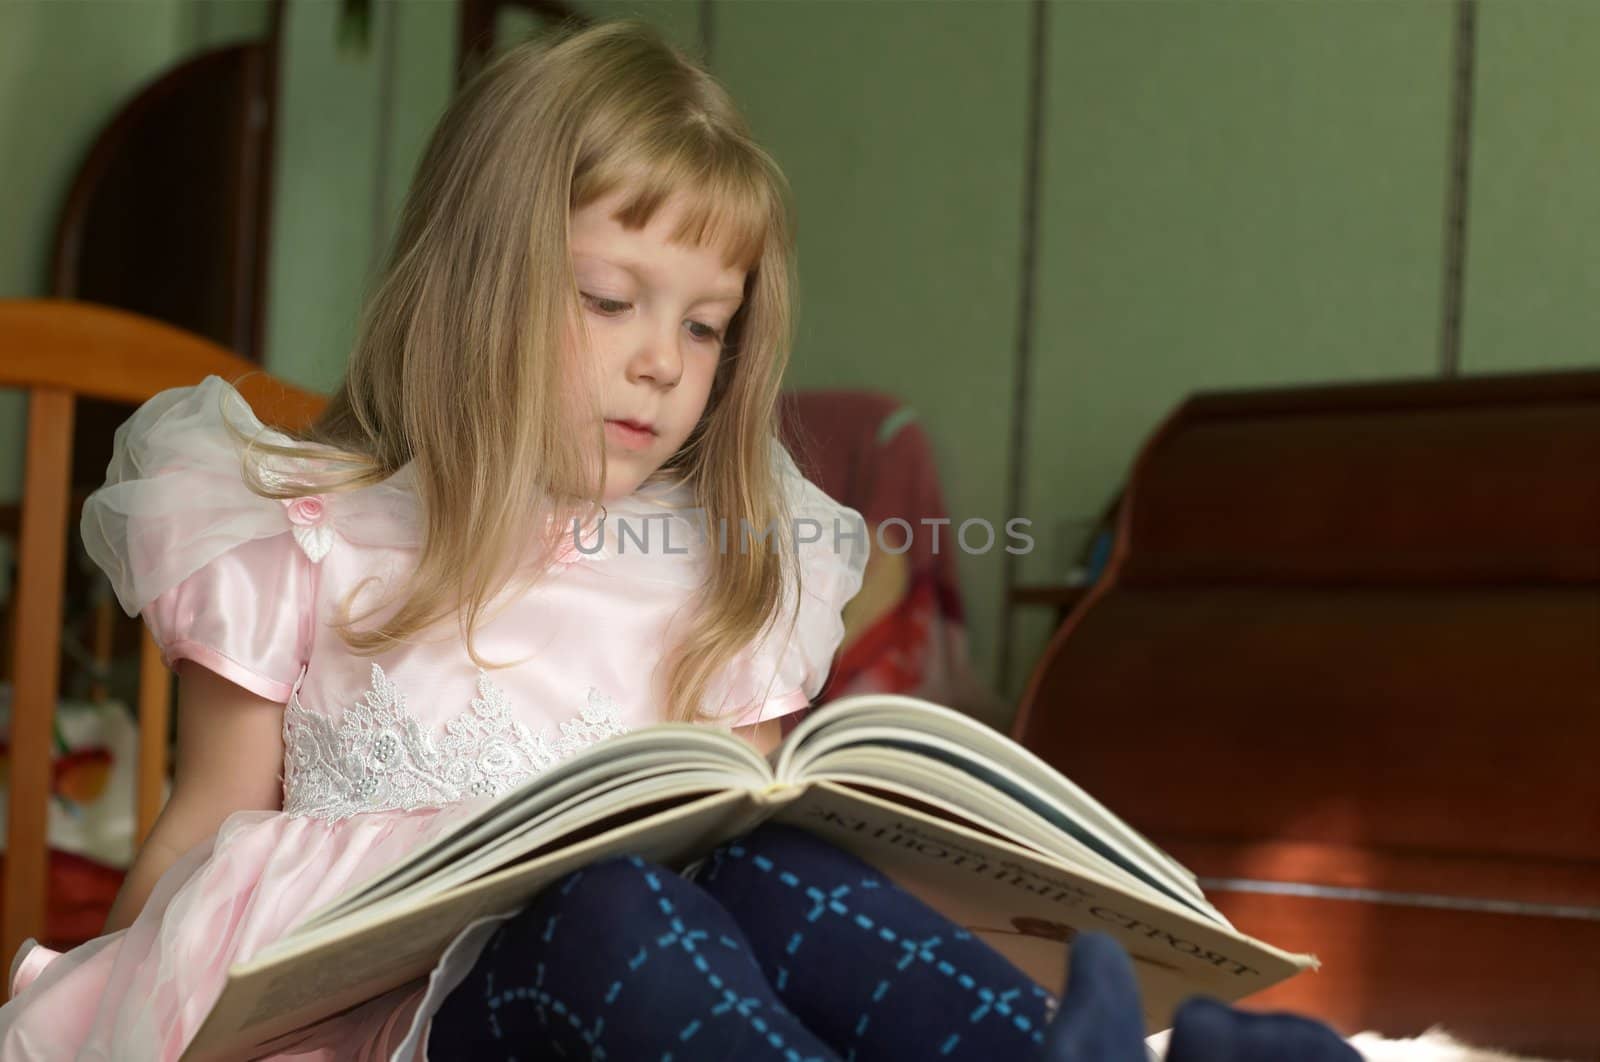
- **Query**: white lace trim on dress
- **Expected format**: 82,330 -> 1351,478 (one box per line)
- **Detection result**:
281,664 -> 628,821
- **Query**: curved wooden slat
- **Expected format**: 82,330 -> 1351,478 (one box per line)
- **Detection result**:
49,42 -> 278,362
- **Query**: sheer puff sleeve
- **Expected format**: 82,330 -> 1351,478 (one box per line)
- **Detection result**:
707,441 -> 870,728
79,377 -> 320,704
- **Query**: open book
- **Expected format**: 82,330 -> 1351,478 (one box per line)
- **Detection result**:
182,695 -> 1316,1060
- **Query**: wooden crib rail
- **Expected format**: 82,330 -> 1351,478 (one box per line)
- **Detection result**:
0,298 -> 324,971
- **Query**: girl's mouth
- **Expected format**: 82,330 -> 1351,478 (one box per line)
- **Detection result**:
605,419 -> 656,451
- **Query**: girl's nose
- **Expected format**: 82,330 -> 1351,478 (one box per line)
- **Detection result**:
627,317 -> 682,389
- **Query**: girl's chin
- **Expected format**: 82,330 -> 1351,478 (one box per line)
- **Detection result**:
601,451 -> 670,501
600,469 -> 647,503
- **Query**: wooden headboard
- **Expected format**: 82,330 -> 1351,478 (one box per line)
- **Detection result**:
1013,370 -> 1600,1056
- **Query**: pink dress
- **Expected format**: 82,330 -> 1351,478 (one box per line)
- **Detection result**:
0,377 -> 867,1060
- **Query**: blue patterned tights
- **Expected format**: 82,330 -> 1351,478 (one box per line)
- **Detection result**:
427,824 -> 1357,1061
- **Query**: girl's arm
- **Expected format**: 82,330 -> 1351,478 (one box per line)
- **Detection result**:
732,718 -> 784,758
102,662 -> 286,933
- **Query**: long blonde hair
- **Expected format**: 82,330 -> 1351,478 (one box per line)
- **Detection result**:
249,20 -> 800,724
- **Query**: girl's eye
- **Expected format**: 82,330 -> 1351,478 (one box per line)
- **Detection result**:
582,293 -> 630,316
582,292 -> 721,345
686,321 -> 724,345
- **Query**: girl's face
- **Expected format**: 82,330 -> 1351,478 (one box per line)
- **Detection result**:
570,189 -> 748,502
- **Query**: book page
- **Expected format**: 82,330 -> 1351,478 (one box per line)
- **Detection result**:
801,747 -> 1166,901
781,698 -> 1207,910
303,727 -> 766,928
773,782 -> 1312,1033
358,768 -> 746,913
308,762 -> 734,929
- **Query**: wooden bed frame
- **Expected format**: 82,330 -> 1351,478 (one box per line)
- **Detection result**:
0,299 -> 323,972
1011,369 -> 1600,1057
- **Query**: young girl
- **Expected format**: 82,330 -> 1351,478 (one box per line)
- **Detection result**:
0,20 -> 1358,1062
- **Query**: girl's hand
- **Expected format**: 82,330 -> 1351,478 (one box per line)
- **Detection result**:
103,661 -> 286,933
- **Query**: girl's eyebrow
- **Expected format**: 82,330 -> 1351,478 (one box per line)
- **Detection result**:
575,252 -> 744,304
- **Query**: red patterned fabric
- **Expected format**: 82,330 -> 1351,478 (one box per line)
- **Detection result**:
0,850 -> 124,949
778,390 -> 1000,727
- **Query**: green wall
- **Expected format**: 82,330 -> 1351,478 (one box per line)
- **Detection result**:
1462,0 -> 1600,373
6,0 -> 1600,726
0,0 -> 188,502
266,0 -> 395,393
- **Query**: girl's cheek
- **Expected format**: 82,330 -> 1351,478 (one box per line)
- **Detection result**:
558,321 -> 602,400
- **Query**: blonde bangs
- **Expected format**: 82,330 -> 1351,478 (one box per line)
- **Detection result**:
578,146 -> 777,274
